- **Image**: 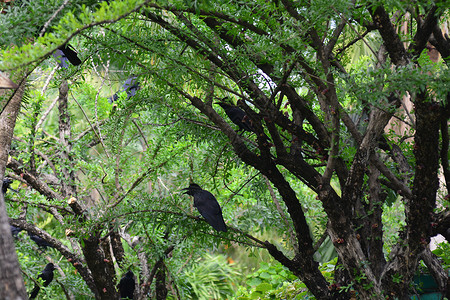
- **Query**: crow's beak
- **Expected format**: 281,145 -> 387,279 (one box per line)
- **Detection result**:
181,187 -> 189,194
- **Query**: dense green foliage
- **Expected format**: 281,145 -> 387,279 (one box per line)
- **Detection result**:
1,0 -> 449,299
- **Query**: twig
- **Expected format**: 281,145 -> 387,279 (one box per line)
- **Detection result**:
263,176 -> 298,251
321,104 -> 340,185
313,230 -> 329,252
35,97 -> 59,131
331,7 -> 378,59
39,0 -> 71,37
41,66 -> 58,94
94,58 -> 110,159
223,172 -> 260,206
131,119 -> 149,150
55,278 -> 73,300
70,91 -> 111,158
7,197 -> 72,215
74,119 -> 106,141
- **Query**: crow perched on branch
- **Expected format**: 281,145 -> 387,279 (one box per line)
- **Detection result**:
29,263 -> 56,299
28,232 -> 53,250
53,44 -> 82,67
118,270 -> 135,299
216,98 -> 273,147
2,177 -> 13,194
10,225 -> 23,238
182,183 -> 227,232
108,76 -> 140,103
216,99 -> 254,133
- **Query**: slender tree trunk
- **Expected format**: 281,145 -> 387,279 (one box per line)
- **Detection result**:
57,80 -> 77,197
0,78 -> 27,300
155,266 -> 167,300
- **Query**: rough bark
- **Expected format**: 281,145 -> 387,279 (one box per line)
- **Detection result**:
142,4 -> 449,298
9,218 -> 99,298
155,265 -> 167,300
368,2 -> 409,65
2,2 -> 448,300
110,229 -> 125,266
7,158 -> 63,201
0,78 -> 28,299
82,233 -> 119,300
57,80 -> 77,197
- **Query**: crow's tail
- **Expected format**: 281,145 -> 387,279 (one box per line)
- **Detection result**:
29,284 -> 40,299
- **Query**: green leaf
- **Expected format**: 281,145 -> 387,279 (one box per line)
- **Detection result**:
255,283 -> 273,293
247,277 -> 262,286
259,272 -> 271,280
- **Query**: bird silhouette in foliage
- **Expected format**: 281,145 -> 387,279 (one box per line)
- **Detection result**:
29,263 -> 56,299
118,270 -> 135,299
182,183 -> 227,232
53,44 -> 82,67
10,225 -> 23,238
2,177 -> 14,194
28,231 -> 53,250
108,76 -> 140,103
216,98 -> 273,147
216,98 -> 254,133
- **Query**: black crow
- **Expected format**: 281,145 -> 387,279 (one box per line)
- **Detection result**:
108,76 -> 140,103
10,225 -> 23,238
216,99 -> 254,133
28,232 -> 53,249
182,183 -> 227,232
29,263 -> 56,299
58,44 -> 82,66
118,270 -> 135,299
52,44 -> 82,67
2,177 -> 13,194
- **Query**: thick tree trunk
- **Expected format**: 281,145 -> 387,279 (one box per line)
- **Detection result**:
0,78 -> 27,299
82,234 -> 120,300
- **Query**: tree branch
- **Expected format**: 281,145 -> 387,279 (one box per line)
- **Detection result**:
368,2 -> 409,65
9,218 -> 98,298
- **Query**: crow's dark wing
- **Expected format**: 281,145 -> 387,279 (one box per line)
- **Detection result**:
225,106 -> 254,132
2,178 -> 13,194
10,225 -> 22,237
122,77 -> 140,98
29,233 -> 52,249
30,264 -> 54,299
29,284 -> 40,299
126,84 -> 140,98
118,272 -> 135,299
59,44 -> 82,66
41,270 -> 54,287
108,93 -> 119,104
108,77 -> 140,103
194,190 -> 227,232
